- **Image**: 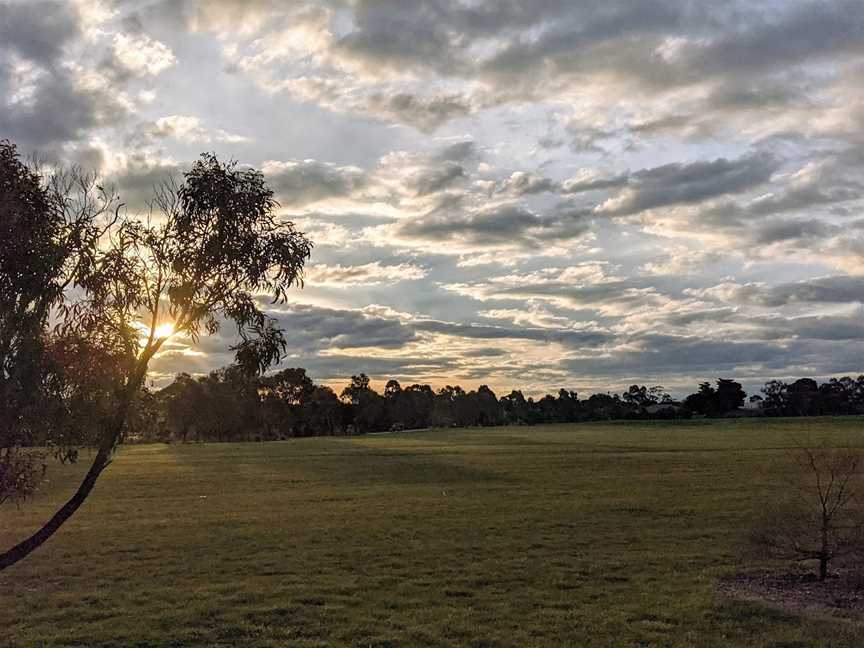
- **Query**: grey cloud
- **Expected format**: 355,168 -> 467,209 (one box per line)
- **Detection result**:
779,311 -> 864,342
269,303 -> 417,351
412,161 -> 465,196
174,0 -> 864,140
753,219 -> 836,245
333,0 -> 468,78
479,1 -> 680,81
756,277 -> 864,307
648,305 -> 864,343
363,92 -> 474,133
697,276 -> 864,308
0,3 -> 134,153
1,74 -> 116,151
264,160 -> 367,207
268,300 -> 609,360
412,319 -> 610,347
688,1 -> 864,79
494,281 -> 665,313
108,157 -> 185,211
0,1 -> 80,65
435,140 -> 477,163
599,153 -> 779,216
395,201 -> 591,249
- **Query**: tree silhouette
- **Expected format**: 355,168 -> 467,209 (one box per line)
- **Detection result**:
0,150 -> 311,571
684,379 -> 745,416
1,140 -> 112,507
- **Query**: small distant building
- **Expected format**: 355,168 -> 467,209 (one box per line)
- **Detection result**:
644,402 -> 688,417
723,408 -> 764,418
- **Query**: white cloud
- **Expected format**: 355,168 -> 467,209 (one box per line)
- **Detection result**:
150,115 -> 248,143
113,33 -> 176,76
305,262 -> 427,287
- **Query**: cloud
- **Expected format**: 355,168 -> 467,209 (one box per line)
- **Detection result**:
443,266 -> 668,317
692,276 -> 864,308
500,172 -> 557,196
112,33 -> 176,76
8,0 -> 864,394
363,91 -> 475,133
412,160 -> 465,196
0,2 -> 134,151
389,201 -> 591,253
134,115 -> 249,144
596,153 -> 779,216
262,159 -> 368,207
305,262 -> 427,287
0,1 -> 81,65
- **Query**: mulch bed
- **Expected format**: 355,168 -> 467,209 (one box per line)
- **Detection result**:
718,568 -> 864,621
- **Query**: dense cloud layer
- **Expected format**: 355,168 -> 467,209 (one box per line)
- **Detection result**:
5,0 -> 864,394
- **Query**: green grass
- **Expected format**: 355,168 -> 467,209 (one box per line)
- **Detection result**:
2,417 -> 863,647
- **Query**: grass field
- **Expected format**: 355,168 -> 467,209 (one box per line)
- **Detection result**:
2,417 -> 864,647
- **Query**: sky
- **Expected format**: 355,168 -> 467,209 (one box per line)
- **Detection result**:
2,0 -> 864,398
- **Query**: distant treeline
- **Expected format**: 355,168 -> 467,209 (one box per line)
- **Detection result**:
130,369 -> 864,443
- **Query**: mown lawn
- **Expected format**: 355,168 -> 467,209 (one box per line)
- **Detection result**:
2,417 -> 863,647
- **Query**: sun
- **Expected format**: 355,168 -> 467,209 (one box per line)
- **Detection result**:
152,322 -> 175,339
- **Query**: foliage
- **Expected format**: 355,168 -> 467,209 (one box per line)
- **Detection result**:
684,379 -> 746,416
0,448 -> 46,508
0,143 -> 311,571
0,140 -> 114,500
147,369 -> 864,442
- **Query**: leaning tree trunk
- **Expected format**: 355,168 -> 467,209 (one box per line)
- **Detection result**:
0,359 -> 152,572
0,445 -> 112,571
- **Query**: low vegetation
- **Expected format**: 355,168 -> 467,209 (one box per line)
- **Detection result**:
2,418 -> 864,647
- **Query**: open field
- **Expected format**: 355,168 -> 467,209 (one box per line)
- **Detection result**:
2,417 -> 864,647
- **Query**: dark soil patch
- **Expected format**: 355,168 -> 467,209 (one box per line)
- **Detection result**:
719,568 -> 864,622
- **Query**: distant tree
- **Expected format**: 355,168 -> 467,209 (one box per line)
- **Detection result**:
430,385 -> 465,427
341,374 -> 386,433
384,379 -> 402,399
162,373 -> 205,442
819,377 -> 861,416
475,385 -> 503,426
500,390 -> 530,425
684,379 -> 745,416
304,385 -> 342,435
761,380 -> 789,416
684,382 -> 715,415
0,150 -> 311,571
392,384 -> 435,429
341,374 -> 371,404
556,389 -> 580,422
622,385 -> 653,408
259,367 -> 317,438
716,379 -> 746,413
750,443 -> 864,581
787,378 -> 820,417
585,392 -> 626,420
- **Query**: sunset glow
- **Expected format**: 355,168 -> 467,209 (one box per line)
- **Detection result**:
152,323 -> 175,340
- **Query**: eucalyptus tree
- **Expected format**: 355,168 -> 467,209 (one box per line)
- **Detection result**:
0,148 -> 311,571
